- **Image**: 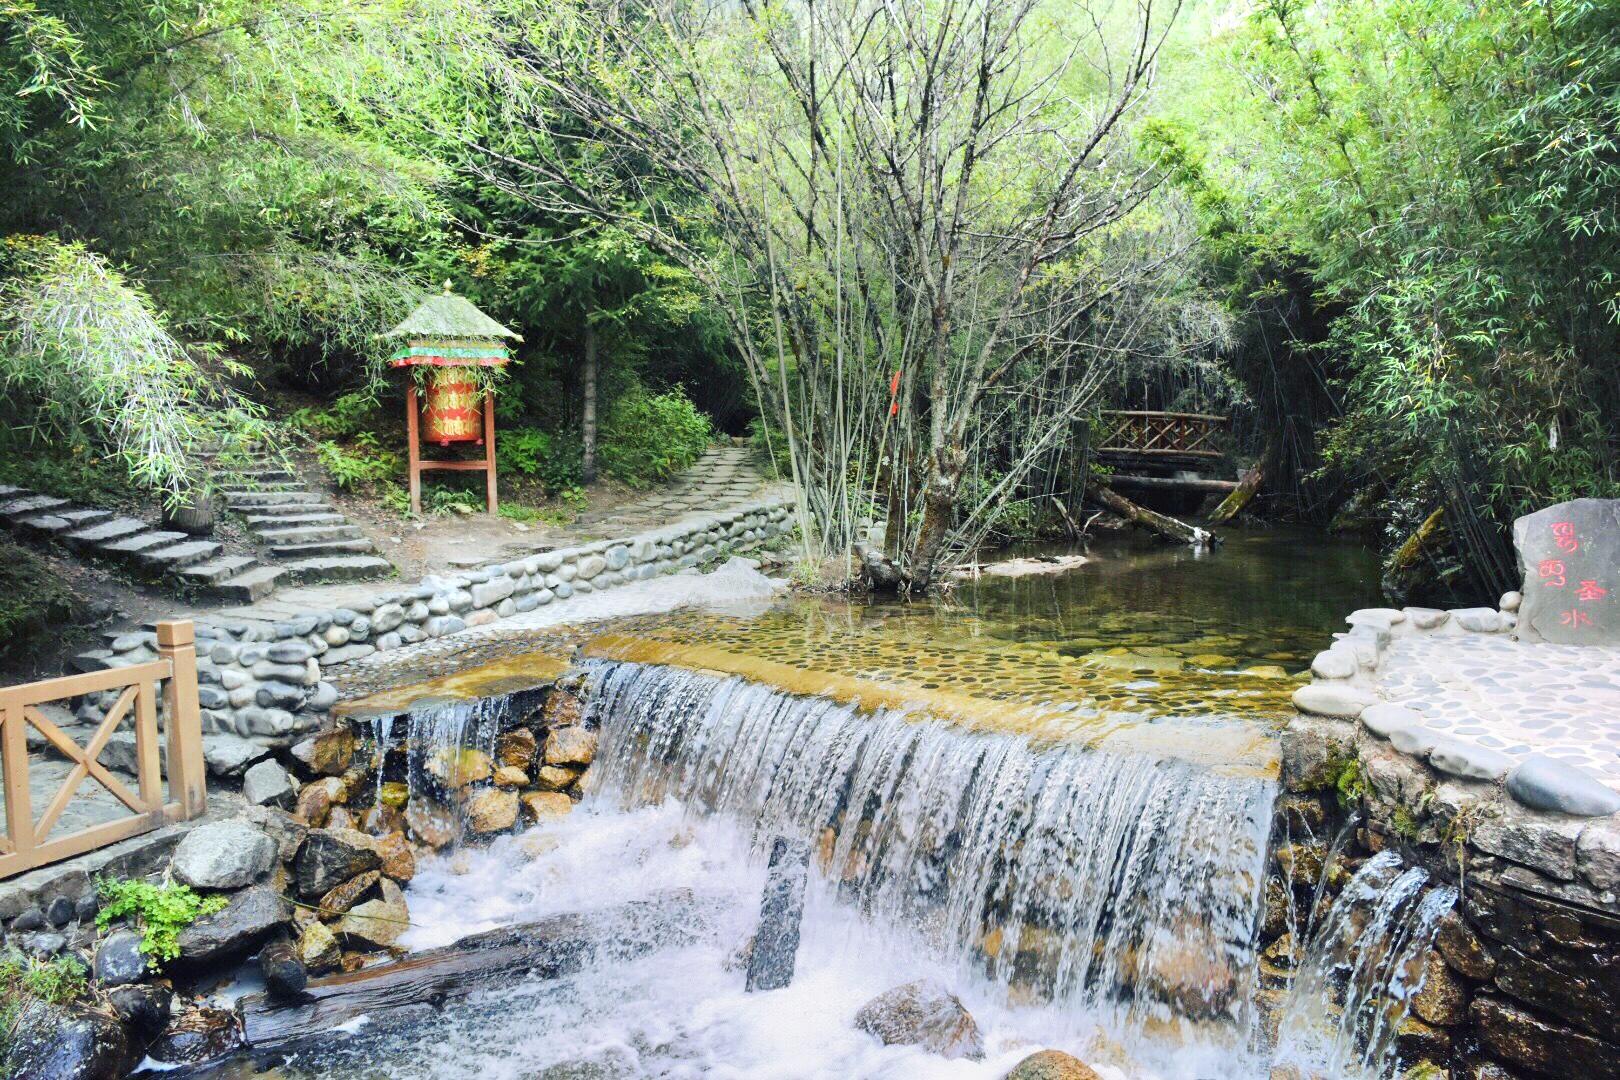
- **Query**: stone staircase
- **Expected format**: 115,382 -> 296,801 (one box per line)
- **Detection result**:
214,453 -> 392,586
0,485 -> 285,602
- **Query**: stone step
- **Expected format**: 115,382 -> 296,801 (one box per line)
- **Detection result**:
224,491 -> 328,509
0,484 -> 28,498
234,468 -> 297,482
62,517 -> 150,547
280,555 -> 392,584
15,506 -> 118,539
179,555 -> 260,585
210,565 -> 287,603
219,481 -> 304,494
99,530 -> 190,558
253,524 -> 363,546
234,503 -> 338,522
135,539 -> 223,571
72,649 -> 116,673
0,493 -> 70,517
268,538 -> 376,559
241,512 -> 348,529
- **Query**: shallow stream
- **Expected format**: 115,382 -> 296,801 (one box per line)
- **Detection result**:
201,529 -> 1465,1080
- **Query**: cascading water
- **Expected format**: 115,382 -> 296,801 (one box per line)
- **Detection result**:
583,659 -> 1277,1043
1271,850 -> 1458,1078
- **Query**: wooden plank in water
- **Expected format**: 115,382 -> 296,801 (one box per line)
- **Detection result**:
238,890 -> 716,1053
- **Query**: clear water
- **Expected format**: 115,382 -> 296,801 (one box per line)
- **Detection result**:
197,529 -> 1464,1080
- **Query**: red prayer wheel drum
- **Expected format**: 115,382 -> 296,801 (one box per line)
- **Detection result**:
421,366 -> 484,445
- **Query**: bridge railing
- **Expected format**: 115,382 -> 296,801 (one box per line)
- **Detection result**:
1096,411 -> 1227,459
1,620 -> 207,880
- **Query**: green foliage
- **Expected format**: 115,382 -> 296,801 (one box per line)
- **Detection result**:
291,392 -> 385,442
0,947 -> 90,1069
315,433 -> 400,491
0,538 -> 79,660
1332,756 -> 1368,811
597,387 -> 712,489
96,876 -> 228,966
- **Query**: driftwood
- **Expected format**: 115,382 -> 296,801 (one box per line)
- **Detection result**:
1206,462 -> 1265,524
1085,479 -> 1213,546
1048,494 -> 1084,539
237,891 -> 716,1054
1382,506 -> 1448,602
1107,474 -> 1240,495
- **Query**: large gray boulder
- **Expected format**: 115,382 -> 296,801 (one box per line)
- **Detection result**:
1513,498 -> 1620,644
3,999 -> 128,1080
242,758 -> 295,808
175,886 -> 290,966
169,821 -> 277,890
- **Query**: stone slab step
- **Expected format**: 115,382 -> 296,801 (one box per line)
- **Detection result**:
210,565 -> 287,603
224,491 -> 328,509
241,512 -> 347,529
136,539 -> 223,570
0,484 -> 27,498
179,555 -> 260,585
219,481 -> 303,494
268,538 -> 376,559
256,524 -> 363,545
0,494 -> 70,517
280,555 -> 392,584
72,649 -> 116,673
99,530 -> 189,557
63,517 -> 151,547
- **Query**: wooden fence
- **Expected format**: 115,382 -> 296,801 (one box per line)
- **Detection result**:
1096,410 -> 1227,460
1,620 -> 207,880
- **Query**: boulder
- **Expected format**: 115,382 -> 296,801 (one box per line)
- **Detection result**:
1410,950 -> 1469,1026
425,747 -> 493,789
237,804 -> 309,863
294,828 -> 381,899
3,999 -> 127,1080
200,734 -> 269,778
1003,1050 -> 1102,1080
406,799 -> 456,850
852,979 -> 984,1060
93,928 -> 148,986
1507,755 -> 1620,818
544,726 -> 598,767
493,765 -> 529,788
374,830 -> 416,882
243,758 -> 296,808
536,764 -> 582,791
298,920 -> 342,973
296,776 -> 347,826
495,728 -> 538,770
336,878 -> 409,950
106,983 -> 171,1036
146,1006 -> 243,1067
175,886 -> 291,966
290,727 -> 355,777
465,788 -> 519,834
1512,499 -> 1620,645
520,791 -> 573,824
318,870 -> 380,917
169,820 -> 277,890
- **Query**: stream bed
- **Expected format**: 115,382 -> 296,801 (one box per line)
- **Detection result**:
196,529 -> 1469,1080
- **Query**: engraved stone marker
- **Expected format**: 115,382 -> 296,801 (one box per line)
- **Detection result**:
1513,498 -> 1620,645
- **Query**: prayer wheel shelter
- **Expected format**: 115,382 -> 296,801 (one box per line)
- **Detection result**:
383,285 -> 521,515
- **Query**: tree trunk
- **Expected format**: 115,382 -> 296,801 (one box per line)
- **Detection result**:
1085,478 -> 1213,546
905,446 -> 966,591
582,320 -> 599,484
1206,462 -> 1266,524
1381,506 -> 1447,603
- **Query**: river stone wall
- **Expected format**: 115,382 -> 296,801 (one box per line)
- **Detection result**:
1280,599 -> 1620,1079
75,499 -> 796,752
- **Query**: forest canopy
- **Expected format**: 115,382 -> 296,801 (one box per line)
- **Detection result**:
1,0 -> 1615,594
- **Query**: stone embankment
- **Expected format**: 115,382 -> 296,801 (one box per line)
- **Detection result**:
67,499 -> 795,748
1276,593 -> 1620,1079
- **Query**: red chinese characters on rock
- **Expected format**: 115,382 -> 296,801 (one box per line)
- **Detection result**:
1546,522 -> 1605,633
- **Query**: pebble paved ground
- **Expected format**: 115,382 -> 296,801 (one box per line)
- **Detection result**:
1376,634 -> 1620,790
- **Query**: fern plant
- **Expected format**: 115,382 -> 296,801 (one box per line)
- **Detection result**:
95,877 -> 228,967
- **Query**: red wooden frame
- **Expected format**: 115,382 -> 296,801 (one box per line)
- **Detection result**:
406,385 -> 498,516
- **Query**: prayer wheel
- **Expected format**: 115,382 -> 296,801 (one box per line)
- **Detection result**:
421,367 -> 484,445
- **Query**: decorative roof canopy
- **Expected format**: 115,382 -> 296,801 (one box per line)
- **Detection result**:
384,282 -> 520,368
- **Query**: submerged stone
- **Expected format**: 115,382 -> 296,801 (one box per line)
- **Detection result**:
1003,1050 -> 1102,1080
853,979 -> 984,1061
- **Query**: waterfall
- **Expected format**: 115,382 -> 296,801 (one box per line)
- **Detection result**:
1272,850 -> 1458,1078
582,658 -> 1277,1035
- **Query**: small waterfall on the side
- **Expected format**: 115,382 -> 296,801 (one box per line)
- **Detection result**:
582,659 -> 1277,1042
1271,850 -> 1458,1078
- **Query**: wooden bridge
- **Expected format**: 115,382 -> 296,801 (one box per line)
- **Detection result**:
1093,411 -> 1237,495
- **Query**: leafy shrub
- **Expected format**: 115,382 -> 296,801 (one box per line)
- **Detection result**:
0,539 -> 80,661
315,432 -> 399,490
497,427 -> 582,495
290,390 -> 383,441
0,948 -> 89,1068
96,877 -> 228,966
599,387 -> 712,488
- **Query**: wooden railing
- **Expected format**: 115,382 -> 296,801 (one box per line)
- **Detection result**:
1,621 -> 207,880
1097,410 -> 1227,459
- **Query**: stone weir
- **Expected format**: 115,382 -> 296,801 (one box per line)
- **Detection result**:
1271,501 -> 1620,1080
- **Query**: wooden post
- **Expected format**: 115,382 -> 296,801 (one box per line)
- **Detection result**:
483,390 -> 498,516
1,690 -> 33,859
156,620 -> 206,817
406,384 -> 423,516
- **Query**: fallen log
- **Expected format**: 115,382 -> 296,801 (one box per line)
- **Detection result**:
1382,506 -> 1448,603
1048,494 -> 1084,539
1206,462 -> 1265,525
1106,473 -> 1240,495
1085,479 -> 1214,547
237,890 -> 719,1055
